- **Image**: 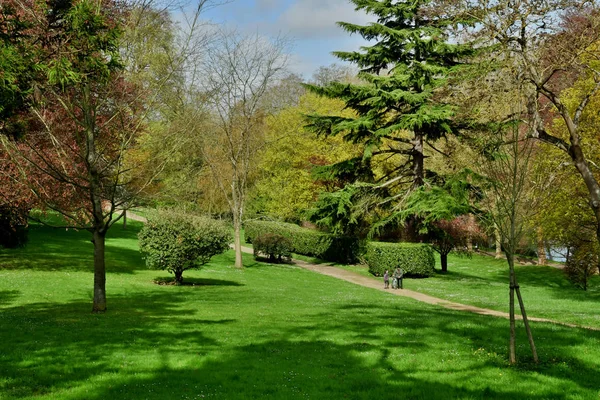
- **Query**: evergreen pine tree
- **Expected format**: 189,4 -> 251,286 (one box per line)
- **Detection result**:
305,0 -> 476,237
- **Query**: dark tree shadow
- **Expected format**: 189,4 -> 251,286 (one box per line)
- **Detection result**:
1,292 -> 598,399
0,290 -> 19,306
153,277 -> 244,287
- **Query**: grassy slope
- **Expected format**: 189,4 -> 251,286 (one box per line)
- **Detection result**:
0,224 -> 599,399
404,254 -> 600,329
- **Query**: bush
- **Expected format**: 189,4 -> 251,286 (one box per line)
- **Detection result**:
245,220 -> 360,263
0,206 -> 28,249
253,234 -> 292,263
365,242 -> 435,277
565,242 -> 598,291
138,211 -> 231,284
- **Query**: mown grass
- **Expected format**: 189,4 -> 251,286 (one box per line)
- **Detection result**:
1,223 -> 600,399
403,253 -> 600,329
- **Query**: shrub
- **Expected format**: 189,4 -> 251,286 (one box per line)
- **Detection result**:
0,206 -> 28,249
364,242 -> 435,277
138,211 -> 231,284
245,220 -> 360,263
253,234 -> 292,263
565,242 -> 597,291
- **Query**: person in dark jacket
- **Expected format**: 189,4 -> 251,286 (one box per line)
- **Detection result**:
393,267 -> 404,289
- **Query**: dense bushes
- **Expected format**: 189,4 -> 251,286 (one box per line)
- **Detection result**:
364,242 -> 435,277
245,220 -> 360,263
565,242 -> 597,291
0,206 -> 28,249
138,211 -> 231,284
253,234 -> 292,263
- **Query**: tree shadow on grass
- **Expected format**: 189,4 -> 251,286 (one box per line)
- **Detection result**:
0,290 -> 19,306
14,305 -> 595,400
309,302 -> 600,394
153,277 -> 244,287
0,290 -> 234,399
1,282 -> 599,399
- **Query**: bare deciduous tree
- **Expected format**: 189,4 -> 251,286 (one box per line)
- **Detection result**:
481,116 -> 539,364
201,31 -> 288,268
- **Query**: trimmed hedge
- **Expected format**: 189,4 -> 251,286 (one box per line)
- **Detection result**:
365,242 -> 435,277
245,220 -> 360,263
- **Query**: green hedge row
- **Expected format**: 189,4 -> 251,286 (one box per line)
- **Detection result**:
365,242 -> 435,277
245,220 -> 360,264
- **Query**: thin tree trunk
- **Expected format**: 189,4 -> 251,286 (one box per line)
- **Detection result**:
495,225 -> 502,259
233,212 -> 243,269
515,283 -> 539,363
122,210 -> 127,230
536,227 -> 546,265
467,214 -> 474,252
508,255 -> 516,364
92,229 -> 107,313
412,133 -> 424,188
597,223 -> 600,274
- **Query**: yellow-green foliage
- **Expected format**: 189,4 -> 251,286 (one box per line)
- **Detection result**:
250,92 -> 361,220
530,68 -> 600,245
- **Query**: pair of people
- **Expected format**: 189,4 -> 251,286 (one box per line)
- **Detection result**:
384,267 -> 403,289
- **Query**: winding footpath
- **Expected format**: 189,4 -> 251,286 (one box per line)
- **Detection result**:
128,211 -> 596,331
239,245 -> 599,331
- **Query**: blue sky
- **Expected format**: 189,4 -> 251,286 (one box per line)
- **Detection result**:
201,0 -> 372,78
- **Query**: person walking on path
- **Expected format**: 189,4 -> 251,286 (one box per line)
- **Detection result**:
393,267 -> 404,289
384,270 -> 389,289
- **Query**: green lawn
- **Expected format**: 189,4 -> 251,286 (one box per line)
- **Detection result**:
1,224 -> 600,399
402,253 -> 600,329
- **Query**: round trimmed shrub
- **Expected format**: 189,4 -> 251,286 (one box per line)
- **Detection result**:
253,233 -> 292,263
138,211 -> 231,284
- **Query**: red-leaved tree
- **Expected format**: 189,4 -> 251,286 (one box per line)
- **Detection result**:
1,0 -> 146,312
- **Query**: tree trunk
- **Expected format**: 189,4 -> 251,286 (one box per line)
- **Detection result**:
495,225 -> 502,259
508,255 -> 516,364
174,269 -> 184,285
536,227 -> 546,265
122,210 -> 127,230
466,214 -> 474,252
233,212 -> 243,269
92,229 -> 107,313
412,133 -> 424,188
440,252 -> 448,273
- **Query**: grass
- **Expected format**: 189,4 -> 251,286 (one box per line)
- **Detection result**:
403,253 -> 600,329
1,224 -> 600,399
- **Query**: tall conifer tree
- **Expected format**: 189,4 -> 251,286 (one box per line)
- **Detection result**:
305,0 -> 476,235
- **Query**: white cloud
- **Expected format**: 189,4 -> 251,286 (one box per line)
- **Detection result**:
275,0 -> 372,39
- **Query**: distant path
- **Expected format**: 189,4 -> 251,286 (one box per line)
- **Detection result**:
239,245 -> 598,331
124,210 -> 147,223
479,250 -> 565,270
